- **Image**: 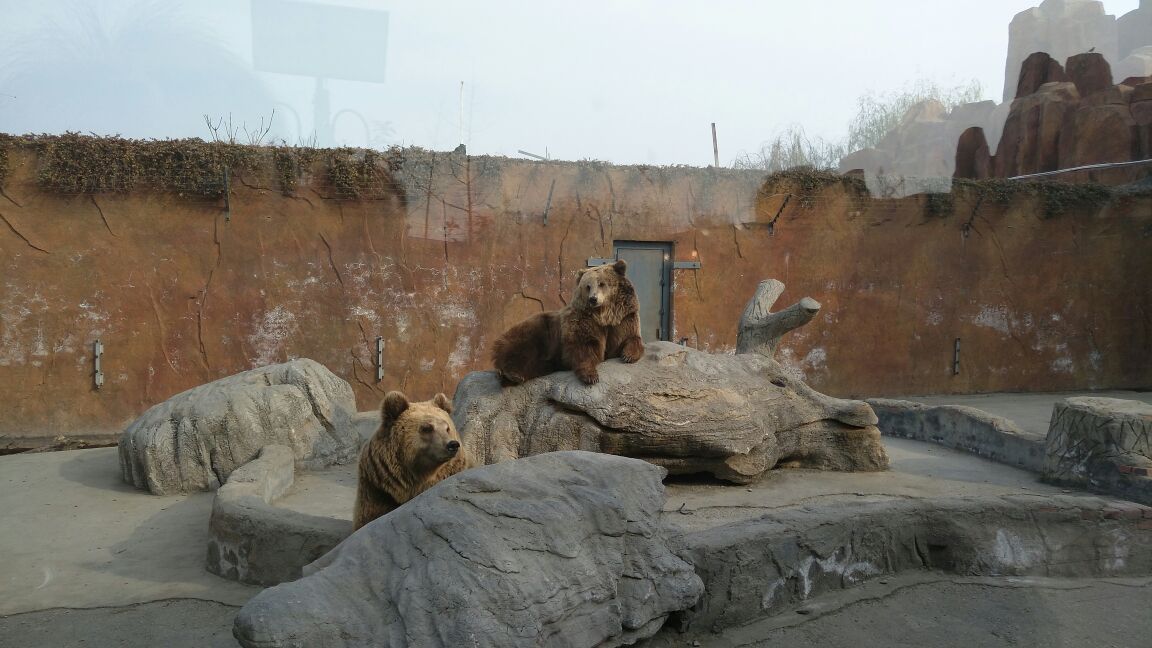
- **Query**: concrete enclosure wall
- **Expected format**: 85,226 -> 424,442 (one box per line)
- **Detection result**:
0,141 -> 1149,444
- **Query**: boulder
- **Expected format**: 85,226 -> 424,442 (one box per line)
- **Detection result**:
1060,103 -> 1138,166
1044,397 -> 1152,504
119,359 -> 360,495
954,126 -> 992,179
455,342 -> 887,484
1065,52 -> 1114,98
1135,81 -> 1152,103
232,451 -> 704,648
995,81 -> 1081,176
1016,51 -> 1069,98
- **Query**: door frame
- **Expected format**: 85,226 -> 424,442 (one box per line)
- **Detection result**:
587,240 -> 674,341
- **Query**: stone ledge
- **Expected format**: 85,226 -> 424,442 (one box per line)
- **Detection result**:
206,445 -> 351,586
868,398 -> 1044,471
670,493 -> 1152,632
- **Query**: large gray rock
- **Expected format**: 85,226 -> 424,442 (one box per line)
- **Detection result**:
1044,397 -> 1152,504
119,359 -> 360,495
233,451 -> 704,648
456,342 -> 888,484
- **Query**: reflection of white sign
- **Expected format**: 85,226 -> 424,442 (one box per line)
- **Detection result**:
251,0 -> 388,83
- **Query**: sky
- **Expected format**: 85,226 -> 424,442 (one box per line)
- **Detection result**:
0,0 -> 1142,166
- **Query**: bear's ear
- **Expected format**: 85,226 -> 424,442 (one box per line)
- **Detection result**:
612,259 -> 627,276
576,268 -> 588,278
432,393 -> 453,414
380,391 -> 410,428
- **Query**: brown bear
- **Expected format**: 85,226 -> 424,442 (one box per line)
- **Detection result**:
491,259 -> 644,385
352,391 -> 472,530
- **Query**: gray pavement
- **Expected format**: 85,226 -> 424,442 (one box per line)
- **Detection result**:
642,574 -> 1152,648
0,599 -> 241,648
0,447 -> 258,616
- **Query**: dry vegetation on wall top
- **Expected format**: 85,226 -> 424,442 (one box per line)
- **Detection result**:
0,132 -> 408,201
952,178 -> 1116,219
758,166 -> 868,208
751,165 -> 1121,221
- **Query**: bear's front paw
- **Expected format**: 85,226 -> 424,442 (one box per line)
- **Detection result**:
576,368 -> 599,385
620,339 -> 643,363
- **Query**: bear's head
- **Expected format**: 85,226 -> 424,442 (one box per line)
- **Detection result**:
575,259 -> 628,309
379,391 -> 462,473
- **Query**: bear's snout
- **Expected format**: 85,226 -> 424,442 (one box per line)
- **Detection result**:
588,295 -> 600,306
446,440 -> 461,454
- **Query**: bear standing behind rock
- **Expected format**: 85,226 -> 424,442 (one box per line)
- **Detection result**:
492,259 -> 644,385
353,391 -> 472,530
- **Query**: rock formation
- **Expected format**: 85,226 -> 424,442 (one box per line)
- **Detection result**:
1044,397 -> 1152,504
955,51 -> 1152,179
842,2 -> 1152,188
119,359 -> 360,495
455,280 -> 888,484
232,451 -> 704,648
1003,0 -> 1120,102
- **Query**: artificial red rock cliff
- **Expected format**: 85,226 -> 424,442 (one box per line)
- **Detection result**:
957,52 -> 1152,179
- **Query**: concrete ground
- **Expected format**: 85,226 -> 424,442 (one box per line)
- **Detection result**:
2,391 -> 1150,647
0,447 -> 259,617
643,573 -> 1152,648
904,390 -> 1152,440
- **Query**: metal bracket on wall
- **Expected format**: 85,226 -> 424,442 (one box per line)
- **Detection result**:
375,336 -> 384,383
94,339 -> 104,389
586,257 -> 614,266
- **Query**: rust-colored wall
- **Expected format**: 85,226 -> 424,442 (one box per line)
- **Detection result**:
1,146 -> 1149,445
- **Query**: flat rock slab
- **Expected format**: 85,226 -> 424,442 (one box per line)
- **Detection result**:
233,451 -> 704,648
269,437 -> 1061,534
455,341 -> 888,484
661,437 -> 1063,534
119,359 -> 360,495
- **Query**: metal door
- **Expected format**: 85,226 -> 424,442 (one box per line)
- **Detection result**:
613,242 -> 672,342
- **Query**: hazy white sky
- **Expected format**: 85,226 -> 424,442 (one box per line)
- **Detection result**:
0,0 -> 1141,166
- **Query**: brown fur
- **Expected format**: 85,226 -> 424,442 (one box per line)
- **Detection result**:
353,391 -> 472,530
492,259 -> 644,385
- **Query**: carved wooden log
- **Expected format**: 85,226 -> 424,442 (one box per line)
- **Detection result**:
735,279 -> 821,358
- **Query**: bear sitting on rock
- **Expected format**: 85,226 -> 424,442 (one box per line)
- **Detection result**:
492,259 -> 644,385
353,391 -> 472,530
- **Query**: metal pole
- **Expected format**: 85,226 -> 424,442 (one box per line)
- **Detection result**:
459,81 -> 465,148
953,338 -> 961,375
711,122 -> 719,167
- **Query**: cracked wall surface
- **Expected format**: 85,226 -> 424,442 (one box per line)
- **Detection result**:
0,145 -> 1149,443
